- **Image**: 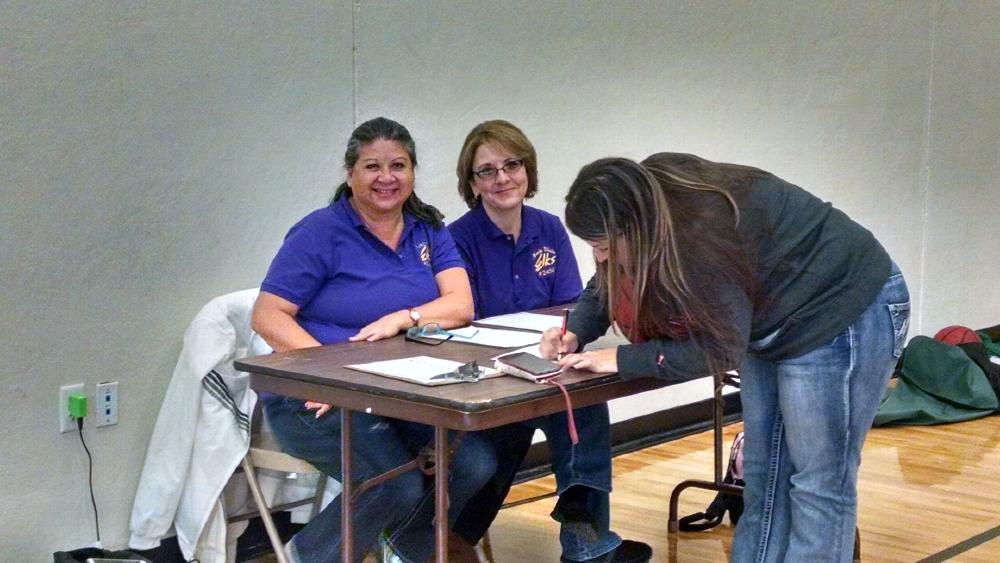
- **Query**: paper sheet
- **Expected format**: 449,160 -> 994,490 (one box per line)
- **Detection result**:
422,326 -> 542,348
474,312 -> 565,333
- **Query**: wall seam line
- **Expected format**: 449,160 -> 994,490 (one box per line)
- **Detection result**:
917,0 -> 938,336
352,0 -> 359,127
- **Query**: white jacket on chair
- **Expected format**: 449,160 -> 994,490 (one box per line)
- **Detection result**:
128,288 -> 267,562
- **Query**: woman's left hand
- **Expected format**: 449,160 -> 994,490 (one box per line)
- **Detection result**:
557,346 -> 619,374
349,311 -> 409,342
304,401 -> 332,418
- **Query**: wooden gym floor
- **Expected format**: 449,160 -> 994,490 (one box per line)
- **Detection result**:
489,415 -> 999,562
255,414 -> 999,561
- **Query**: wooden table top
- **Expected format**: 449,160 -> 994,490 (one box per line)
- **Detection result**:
235,330 -> 669,431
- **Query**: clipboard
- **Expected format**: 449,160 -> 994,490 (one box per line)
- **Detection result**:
345,356 -> 501,386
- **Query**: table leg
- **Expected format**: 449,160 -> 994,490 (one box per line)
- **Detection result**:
341,408 -> 354,562
713,374 -> 724,484
434,425 -> 448,563
668,372 -> 742,532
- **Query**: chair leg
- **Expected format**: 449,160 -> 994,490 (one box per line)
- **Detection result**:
242,455 -> 290,563
311,475 -> 327,519
475,530 -> 495,563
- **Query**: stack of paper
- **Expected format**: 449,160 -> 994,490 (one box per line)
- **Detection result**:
474,312 -> 564,333
423,326 -> 542,348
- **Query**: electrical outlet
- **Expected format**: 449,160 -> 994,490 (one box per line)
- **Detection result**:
95,381 -> 118,427
59,383 -> 85,433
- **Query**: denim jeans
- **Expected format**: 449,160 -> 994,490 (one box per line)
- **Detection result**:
535,404 -> 621,561
453,403 -> 621,561
732,265 -> 910,563
263,396 -> 496,563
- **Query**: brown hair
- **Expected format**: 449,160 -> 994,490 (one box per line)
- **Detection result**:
564,152 -> 762,373
455,120 -> 539,209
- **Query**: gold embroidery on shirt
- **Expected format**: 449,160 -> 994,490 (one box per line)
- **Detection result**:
533,247 -> 557,277
418,242 -> 432,267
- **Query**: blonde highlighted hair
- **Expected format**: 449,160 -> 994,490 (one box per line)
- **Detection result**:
565,153 -> 761,372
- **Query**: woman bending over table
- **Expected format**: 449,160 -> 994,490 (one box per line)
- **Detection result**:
542,152 -> 909,563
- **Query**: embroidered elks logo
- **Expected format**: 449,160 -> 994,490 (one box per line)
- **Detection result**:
418,242 -> 432,266
533,246 -> 557,277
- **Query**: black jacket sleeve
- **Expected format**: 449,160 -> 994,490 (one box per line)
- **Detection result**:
617,279 -> 753,382
565,275 -> 611,350
567,278 -> 753,382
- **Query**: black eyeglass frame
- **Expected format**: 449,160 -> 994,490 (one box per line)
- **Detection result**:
472,158 -> 525,180
405,326 -> 451,346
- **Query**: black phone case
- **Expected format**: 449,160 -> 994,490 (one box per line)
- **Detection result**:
496,352 -> 561,377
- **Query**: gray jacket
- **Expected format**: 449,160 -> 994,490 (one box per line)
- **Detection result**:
567,173 -> 891,381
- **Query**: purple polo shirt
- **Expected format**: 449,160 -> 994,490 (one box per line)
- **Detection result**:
448,204 -> 582,319
260,195 -> 465,345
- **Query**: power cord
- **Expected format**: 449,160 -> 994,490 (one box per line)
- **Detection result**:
76,416 -> 101,543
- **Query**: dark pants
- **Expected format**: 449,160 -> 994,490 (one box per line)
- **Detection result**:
453,403 -> 622,561
264,396 -> 496,563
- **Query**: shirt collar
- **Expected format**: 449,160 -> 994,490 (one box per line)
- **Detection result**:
472,202 -> 538,247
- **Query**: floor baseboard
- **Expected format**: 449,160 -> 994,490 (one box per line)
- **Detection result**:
514,392 -> 742,482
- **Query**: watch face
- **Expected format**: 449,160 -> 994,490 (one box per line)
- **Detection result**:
409,309 -> 421,324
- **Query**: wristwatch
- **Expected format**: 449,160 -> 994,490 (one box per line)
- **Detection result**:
408,308 -> 421,327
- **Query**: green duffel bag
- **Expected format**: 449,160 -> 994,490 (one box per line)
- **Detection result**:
874,335 -> 998,427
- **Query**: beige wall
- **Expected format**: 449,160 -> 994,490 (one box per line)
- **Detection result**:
922,2 -> 1000,332
2,1 -> 997,558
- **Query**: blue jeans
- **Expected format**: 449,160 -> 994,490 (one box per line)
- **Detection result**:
732,265 -> 910,563
263,396 -> 496,563
533,404 -> 621,561
453,404 -> 621,561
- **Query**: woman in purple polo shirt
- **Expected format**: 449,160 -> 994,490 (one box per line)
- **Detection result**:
251,117 -> 495,563
448,120 -> 651,563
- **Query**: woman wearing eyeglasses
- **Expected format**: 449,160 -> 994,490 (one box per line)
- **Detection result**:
447,120 -> 652,563
252,117 -> 496,563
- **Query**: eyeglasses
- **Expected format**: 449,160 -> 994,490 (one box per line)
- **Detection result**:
473,159 -> 524,181
405,323 -> 480,345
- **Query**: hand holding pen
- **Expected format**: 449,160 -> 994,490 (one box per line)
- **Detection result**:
540,308 -> 579,360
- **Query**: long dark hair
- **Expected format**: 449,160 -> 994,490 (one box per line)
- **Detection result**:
565,152 -> 762,373
332,116 -> 444,227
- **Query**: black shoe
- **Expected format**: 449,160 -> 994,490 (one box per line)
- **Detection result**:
561,539 -> 652,563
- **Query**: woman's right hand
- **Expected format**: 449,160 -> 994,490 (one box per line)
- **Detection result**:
540,327 -> 579,360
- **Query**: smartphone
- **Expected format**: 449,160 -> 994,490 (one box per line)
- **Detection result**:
496,352 -> 561,380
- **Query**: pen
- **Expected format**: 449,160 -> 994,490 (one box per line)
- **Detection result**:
558,307 -> 570,360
